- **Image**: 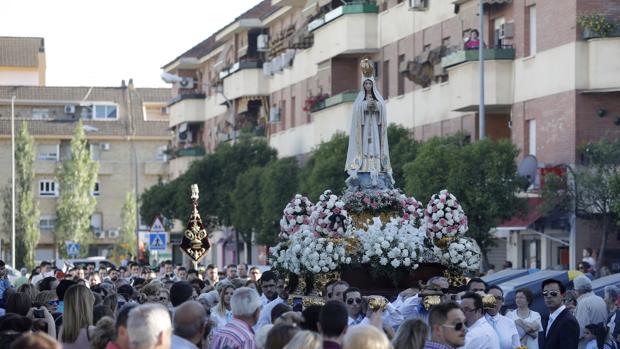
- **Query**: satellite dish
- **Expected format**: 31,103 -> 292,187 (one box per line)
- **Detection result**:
517,155 -> 538,190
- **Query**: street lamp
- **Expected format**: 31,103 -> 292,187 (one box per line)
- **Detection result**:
479,0 -> 486,140
11,96 -> 16,268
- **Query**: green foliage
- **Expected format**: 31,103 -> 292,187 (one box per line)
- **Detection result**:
55,120 -> 99,257
115,191 -> 137,260
299,133 -> 348,200
257,157 -> 299,245
404,136 -> 525,262
231,166 -> 264,245
577,12 -> 617,37
542,135 -> 620,268
387,125 -> 419,187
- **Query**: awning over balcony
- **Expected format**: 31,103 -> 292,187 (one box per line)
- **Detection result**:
484,0 -> 512,3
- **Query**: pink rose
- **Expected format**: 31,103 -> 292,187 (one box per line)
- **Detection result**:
432,206 -> 438,212
355,191 -> 363,198
438,218 -> 448,226
303,218 -> 310,224
363,197 -> 371,204
371,203 -> 378,209
333,208 -> 341,214
293,225 -> 301,232
320,212 -> 327,218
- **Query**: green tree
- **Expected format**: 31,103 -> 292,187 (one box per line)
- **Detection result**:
387,125 -> 419,187
115,191 -> 137,260
541,135 -> 620,269
231,166 -> 265,261
404,136 -> 525,267
300,133 -> 348,200
16,122 -> 40,270
258,157 -> 300,246
55,121 -> 99,257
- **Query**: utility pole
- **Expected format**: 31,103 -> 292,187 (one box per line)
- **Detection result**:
10,96 -> 16,267
479,0 -> 486,140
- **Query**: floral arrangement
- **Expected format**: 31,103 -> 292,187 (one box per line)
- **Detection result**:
342,189 -> 403,213
303,93 -> 330,112
577,12 -> 617,37
424,189 -> 468,241
269,229 -> 353,275
279,194 -> 314,239
437,237 -> 481,272
399,194 -> 425,228
310,190 -> 352,238
358,218 -> 424,270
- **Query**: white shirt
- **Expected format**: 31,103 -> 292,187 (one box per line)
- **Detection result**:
348,314 -> 365,326
485,313 -> 521,349
574,292 -> 608,340
461,316 -> 500,349
256,296 -> 284,329
546,305 -> 566,336
211,309 -> 233,329
506,309 -> 542,349
260,294 -> 271,306
31,270 -> 54,285
171,334 -> 199,349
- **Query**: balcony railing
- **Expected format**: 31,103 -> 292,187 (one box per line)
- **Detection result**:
311,91 -> 358,112
308,2 -> 379,32
219,60 -> 263,80
441,48 -> 516,69
174,145 -> 206,158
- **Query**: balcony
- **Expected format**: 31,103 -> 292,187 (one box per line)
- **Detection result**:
442,48 -> 516,112
174,145 -> 205,158
221,61 -> 269,101
584,37 -> 620,92
311,3 -> 379,63
311,91 -> 358,112
168,93 -> 206,128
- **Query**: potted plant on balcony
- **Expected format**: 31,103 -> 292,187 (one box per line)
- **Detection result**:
578,12 -> 620,39
303,93 -> 330,114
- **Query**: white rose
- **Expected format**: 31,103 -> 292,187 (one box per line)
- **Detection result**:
391,259 -> 401,268
380,257 -> 388,265
403,258 -> 411,266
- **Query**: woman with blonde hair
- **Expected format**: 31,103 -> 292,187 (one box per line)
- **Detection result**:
392,319 -> 428,349
343,324 -> 393,349
211,283 -> 235,328
59,284 -> 95,349
284,330 -> 323,349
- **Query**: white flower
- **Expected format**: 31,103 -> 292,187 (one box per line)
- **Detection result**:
391,259 -> 401,268
380,257 -> 388,265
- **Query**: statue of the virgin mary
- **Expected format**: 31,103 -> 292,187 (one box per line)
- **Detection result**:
345,59 -> 393,189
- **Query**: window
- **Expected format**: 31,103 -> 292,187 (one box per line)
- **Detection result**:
156,146 -> 168,162
89,143 -> 102,161
93,105 -> 118,120
280,100 -> 287,129
528,6 -> 536,55
39,217 -> 56,230
32,108 -> 50,120
528,119 -> 536,156
382,60 -> 390,99
397,55 -> 405,96
92,182 -> 100,196
91,212 -> 103,233
494,17 -> 506,48
37,144 -> 59,161
39,180 -> 58,197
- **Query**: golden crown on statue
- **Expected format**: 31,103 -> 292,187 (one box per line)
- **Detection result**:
360,58 -> 375,78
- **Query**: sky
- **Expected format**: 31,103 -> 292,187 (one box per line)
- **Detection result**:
0,0 -> 264,88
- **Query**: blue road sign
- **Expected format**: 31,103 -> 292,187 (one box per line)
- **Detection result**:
149,233 -> 167,251
67,242 -> 80,256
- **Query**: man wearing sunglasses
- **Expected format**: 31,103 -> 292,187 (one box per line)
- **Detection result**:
484,285 -> 519,349
539,278 -> 579,349
344,287 -> 365,325
424,302 -> 467,349
461,292 -> 500,349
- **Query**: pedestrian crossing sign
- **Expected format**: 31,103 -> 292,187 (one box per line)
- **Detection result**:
149,233 -> 167,251
67,242 -> 80,256
150,217 -> 165,232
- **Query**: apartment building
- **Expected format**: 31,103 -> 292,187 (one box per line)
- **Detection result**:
0,36 -> 46,86
0,82 -> 171,261
163,0 -> 620,269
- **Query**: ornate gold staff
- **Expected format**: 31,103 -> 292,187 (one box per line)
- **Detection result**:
180,184 -> 211,263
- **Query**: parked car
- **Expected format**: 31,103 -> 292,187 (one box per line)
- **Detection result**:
482,268 -> 538,286
62,257 -> 117,271
500,270 -> 569,315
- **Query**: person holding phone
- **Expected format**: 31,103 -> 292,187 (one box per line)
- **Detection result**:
26,302 -> 57,339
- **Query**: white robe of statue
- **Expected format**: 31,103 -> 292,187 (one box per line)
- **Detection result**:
345,77 -> 393,185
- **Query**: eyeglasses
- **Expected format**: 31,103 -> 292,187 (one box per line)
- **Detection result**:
442,322 -> 466,331
47,300 -> 59,306
346,298 -> 362,305
543,291 -> 560,298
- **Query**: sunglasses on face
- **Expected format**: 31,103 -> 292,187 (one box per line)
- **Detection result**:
47,300 -> 59,306
543,291 -> 560,298
442,322 -> 466,331
346,298 -> 362,305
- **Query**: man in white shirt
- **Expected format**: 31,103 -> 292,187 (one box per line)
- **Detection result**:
573,275 -> 608,349
460,292 -> 500,349
344,287 -> 365,325
31,261 -> 54,285
484,285 -> 520,349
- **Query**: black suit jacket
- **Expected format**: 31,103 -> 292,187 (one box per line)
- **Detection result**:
539,308 -> 580,349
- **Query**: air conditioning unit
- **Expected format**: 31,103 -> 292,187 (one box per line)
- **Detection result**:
107,229 -> 119,239
257,34 -> 269,52
99,143 -> 110,151
64,104 -> 76,114
178,77 -> 195,89
409,0 -> 428,11
500,22 -> 515,39
269,107 -> 281,123
94,229 -> 105,239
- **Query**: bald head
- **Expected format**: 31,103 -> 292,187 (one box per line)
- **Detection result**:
173,301 -> 207,344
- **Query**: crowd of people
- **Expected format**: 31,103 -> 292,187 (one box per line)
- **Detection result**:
0,257 -> 619,349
